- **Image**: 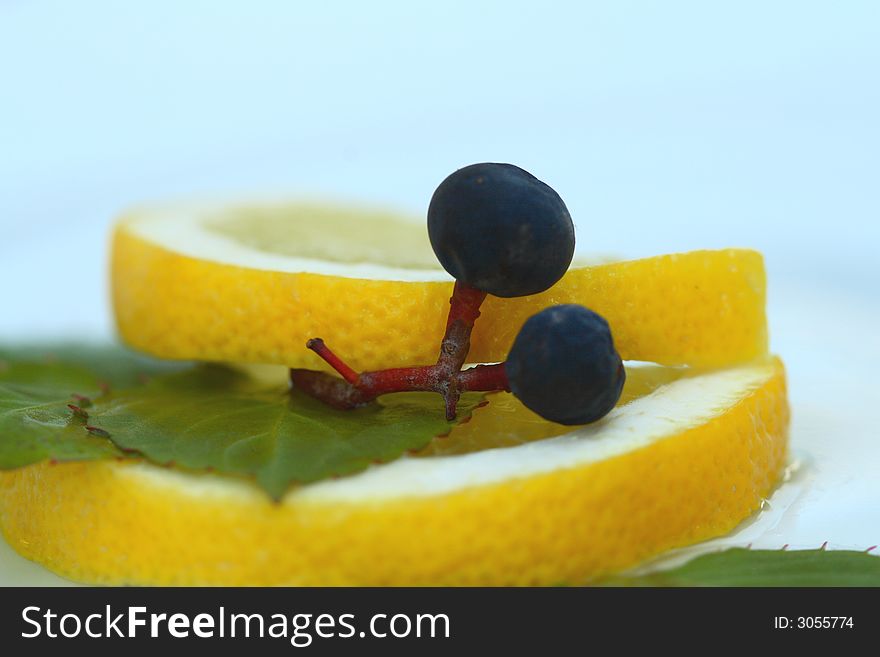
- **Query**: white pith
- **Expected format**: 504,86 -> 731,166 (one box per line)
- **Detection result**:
123,200 -> 453,282
120,361 -> 774,504
123,200 -> 601,282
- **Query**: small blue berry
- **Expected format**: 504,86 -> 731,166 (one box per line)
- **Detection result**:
428,163 -> 575,297
506,305 -> 625,425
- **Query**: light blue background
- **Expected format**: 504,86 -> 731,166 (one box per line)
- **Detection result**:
2,0 -> 878,338
0,1 -> 878,582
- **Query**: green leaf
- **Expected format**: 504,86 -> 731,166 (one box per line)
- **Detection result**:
598,548 -> 880,587
0,359 -> 123,467
93,364 -> 481,499
0,345 -> 481,499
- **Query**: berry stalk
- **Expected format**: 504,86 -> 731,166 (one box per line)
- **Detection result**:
290,282 -> 508,420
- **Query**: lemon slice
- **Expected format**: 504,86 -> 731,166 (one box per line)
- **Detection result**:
0,357 -> 788,586
111,201 -> 767,369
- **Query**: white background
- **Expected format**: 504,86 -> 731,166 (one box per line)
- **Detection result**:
1,1 -> 878,583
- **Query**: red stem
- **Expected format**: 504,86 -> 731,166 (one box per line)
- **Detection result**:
291,282 -> 501,420
306,338 -> 360,385
456,362 -> 509,392
445,280 -> 486,330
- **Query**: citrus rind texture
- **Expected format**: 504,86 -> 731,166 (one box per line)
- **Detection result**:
111,203 -> 767,370
0,358 -> 788,586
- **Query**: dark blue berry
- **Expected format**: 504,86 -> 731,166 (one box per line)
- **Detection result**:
505,305 -> 625,425
427,163 -> 575,298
